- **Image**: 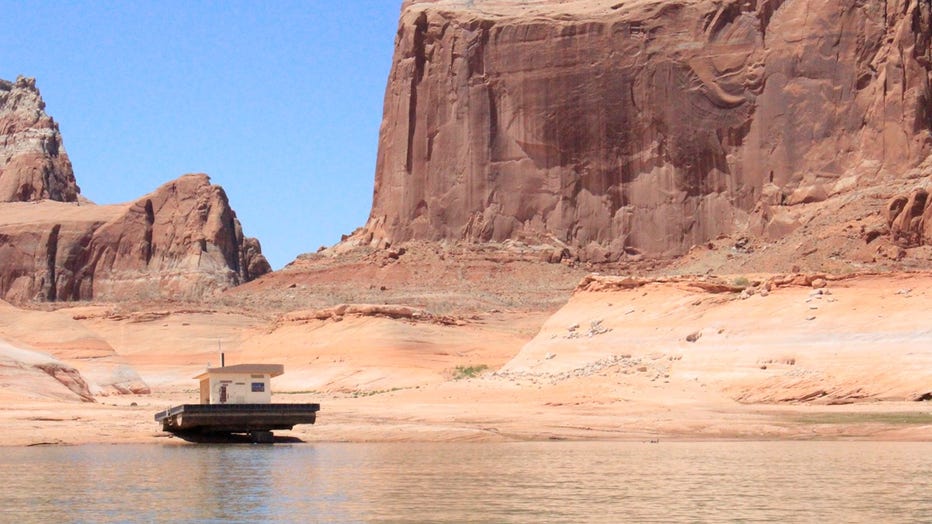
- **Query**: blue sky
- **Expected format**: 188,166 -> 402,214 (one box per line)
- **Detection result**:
1,1 -> 402,269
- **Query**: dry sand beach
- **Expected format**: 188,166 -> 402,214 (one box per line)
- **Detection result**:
1,271 -> 930,447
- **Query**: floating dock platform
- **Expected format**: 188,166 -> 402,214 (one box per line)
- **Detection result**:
154,403 -> 320,443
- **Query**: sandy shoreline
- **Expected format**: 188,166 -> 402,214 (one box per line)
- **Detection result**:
2,272 -> 931,447
2,385 -> 930,447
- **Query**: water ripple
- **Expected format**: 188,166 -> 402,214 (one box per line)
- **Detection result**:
0,441 -> 930,523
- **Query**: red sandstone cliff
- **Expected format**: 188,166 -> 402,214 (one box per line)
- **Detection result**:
0,174 -> 271,303
87,173 -> 271,301
361,0 -> 932,261
0,76 -> 79,202
0,76 -> 270,303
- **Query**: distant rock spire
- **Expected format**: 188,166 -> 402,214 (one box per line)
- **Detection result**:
0,76 -> 80,202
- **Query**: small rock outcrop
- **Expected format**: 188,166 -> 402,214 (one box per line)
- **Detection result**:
33,362 -> 96,402
887,187 -> 932,247
279,303 -> 462,326
0,340 -> 96,402
0,76 -> 79,202
361,0 -> 932,261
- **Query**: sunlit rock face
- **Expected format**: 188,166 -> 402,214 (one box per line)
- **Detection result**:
0,174 -> 272,303
0,76 -> 80,202
362,0 -> 932,261
0,75 -> 271,303
85,173 -> 273,301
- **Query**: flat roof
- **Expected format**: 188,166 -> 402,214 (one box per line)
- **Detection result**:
194,364 -> 284,380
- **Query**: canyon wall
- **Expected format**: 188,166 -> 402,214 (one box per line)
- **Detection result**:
0,76 -> 79,202
362,0 -> 932,261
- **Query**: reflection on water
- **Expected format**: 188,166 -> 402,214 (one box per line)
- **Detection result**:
1,441 -> 930,523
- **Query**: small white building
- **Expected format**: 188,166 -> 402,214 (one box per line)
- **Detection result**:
195,364 -> 284,405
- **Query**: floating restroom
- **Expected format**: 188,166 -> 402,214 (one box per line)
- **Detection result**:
154,363 -> 319,443
194,363 -> 284,405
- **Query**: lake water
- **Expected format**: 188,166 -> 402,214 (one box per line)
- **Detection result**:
1,441 -> 930,523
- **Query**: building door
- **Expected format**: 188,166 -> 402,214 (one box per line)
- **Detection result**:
232,382 -> 246,404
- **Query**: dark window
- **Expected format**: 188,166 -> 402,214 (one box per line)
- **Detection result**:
251,382 -> 265,392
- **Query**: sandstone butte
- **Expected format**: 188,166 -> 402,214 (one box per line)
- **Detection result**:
1,1 -> 932,446
0,76 -> 270,305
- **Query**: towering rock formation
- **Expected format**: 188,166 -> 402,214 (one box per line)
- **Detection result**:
362,0 -> 932,261
0,76 -> 270,303
0,174 -> 271,302
0,76 -> 79,202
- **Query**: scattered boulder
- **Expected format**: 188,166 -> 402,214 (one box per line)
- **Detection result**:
887,188 -> 932,247
785,184 -> 828,206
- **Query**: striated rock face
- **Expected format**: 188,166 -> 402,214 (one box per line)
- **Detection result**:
88,174 -> 272,300
0,347 -> 96,402
0,174 -> 271,303
0,76 -> 269,303
362,0 -> 932,261
0,76 -> 80,202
